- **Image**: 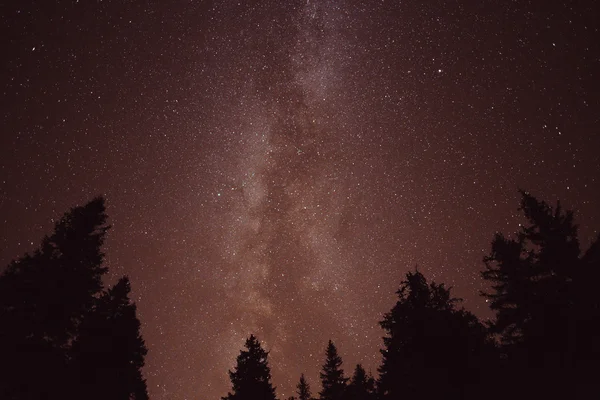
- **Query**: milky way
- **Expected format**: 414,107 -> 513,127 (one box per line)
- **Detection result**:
2,1 -> 599,399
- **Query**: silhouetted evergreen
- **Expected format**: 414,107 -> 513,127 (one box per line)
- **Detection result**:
319,340 -> 348,400
577,231 -> 600,387
378,270 -> 494,400
222,335 -> 277,400
481,190 -> 600,397
343,365 -> 375,400
482,192 -> 576,346
0,197 -> 149,400
71,276 -> 148,400
0,197 -> 110,399
296,373 -> 312,400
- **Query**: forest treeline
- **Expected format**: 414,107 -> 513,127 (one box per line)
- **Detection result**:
1,191 -> 599,399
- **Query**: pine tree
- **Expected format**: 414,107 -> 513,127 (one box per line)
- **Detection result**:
344,365 -> 374,400
71,276 -> 148,400
576,232 -> 600,395
481,191 -> 579,350
319,340 -> 348,400
578,232 -> 600,352
378,270 -> 492,400
0,197 -> 108,344
297,373 -> 312,400
222,335 -> 277,400
0,197 -> 110,399
481,191 -> 600,397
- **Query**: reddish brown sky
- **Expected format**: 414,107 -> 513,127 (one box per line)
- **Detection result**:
1,1 -> 599,399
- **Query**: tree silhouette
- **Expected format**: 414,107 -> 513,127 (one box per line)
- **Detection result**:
222,335 -> 277,400
378,270 -> 493,400
481,190 -> 600,397
71,276 -> 148,400
344,364 -> 375,400
0,197 -> 109,343
319,340 -> 348,400
297,373 -> 312,400
482,192 -> 577,347
577,231 -> 600,388
0,197 -> 110,399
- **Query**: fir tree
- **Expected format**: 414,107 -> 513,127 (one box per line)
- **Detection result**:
481,191 -> 600,397
344,365 -> 374,400
319,340 -> 348,400
0,197 -> 110,399
481,191 -> 579,350
576,232 -> 600,396
0,197 -> 108,345
378,270 -> 492,400
578,232 -> 600,360
71,276 -> 148,400
222,335 -> 277,400
297,373 -> 312,400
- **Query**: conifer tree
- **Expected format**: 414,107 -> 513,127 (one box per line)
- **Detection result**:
578,232 -> 600,360
344,365 -> 374,400
71,276 -> 148,400
319,340 -> 348,400
222,335 -> 277,400
481,191 -> 579,350
297,373 -> 312,400
481,191 -> 600,397
378,270 -> 492,400
0,197 -> 110,399
0,197 -> 109,344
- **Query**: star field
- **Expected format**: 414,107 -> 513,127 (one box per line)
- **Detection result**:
1,1 -> 599,399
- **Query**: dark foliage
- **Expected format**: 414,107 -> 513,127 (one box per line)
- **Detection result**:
222,335 -> 277,400
343,364 -> 375,400
3,190 -> 599,400
71,276 -> 149,400
297,373 -> 312,400
0,197 -> 148,400
378,270 -> 494,400
482,190 -> 600,397
0,197 -> 108,344
319,340 -> 348,400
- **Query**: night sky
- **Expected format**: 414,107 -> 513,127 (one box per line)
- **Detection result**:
1,1 -> 599,399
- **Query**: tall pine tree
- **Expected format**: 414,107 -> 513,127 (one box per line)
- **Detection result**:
297,373 -> 312,400
481,191 -> 600,397
482,191 -> 578,351
0,197 -> 110,399
71,276 -> 148,400
223,335 -> 277,400
344,365 -> 375,400
577,232 -> 600,365
319,340 -> 348,400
